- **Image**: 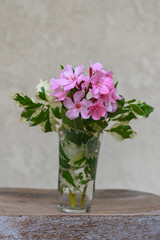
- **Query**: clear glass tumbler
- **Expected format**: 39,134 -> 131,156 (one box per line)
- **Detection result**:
58,129 -> 103,213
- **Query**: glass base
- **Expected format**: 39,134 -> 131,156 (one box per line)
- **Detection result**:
58,204 -> 90,213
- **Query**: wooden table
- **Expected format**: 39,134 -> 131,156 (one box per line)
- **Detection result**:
0,188 -> 160,239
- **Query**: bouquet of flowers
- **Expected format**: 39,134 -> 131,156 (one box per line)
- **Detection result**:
12,61 -> 154,212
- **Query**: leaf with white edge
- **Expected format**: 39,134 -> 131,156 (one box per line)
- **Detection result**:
35,80 -> 50,100
112,111 -> 137,122
49,108 -> 59,131
74,157 -> 86,168
51,107 -> 61,119
35,80 -> 60,110
30,109 -> 45,126
20,109 -> 35,122
40,109 -> 52,132
137,102 -> 154,117
38,86 -> 46,100
107,123 -> 137,141
80,180 -> 89,185
84,118 -> 108,133
130,103 -> 146,118
12,93 -> 42,109
108,108 -> 131,119
77,172 -> 83,180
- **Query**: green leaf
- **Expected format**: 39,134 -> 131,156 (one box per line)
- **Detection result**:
86,136 -> 100,154
30,109 -> 45,126
112,111 -> 137,122
51,107 -> 61,119
43,109 -> 52,132
114,81 -> 118,89
107,123 -> 137,141
96,119 -> 108,130
61,106 -> 75,129
80,180 -> 89,185
137,102 -> 154,117
74,117 -> 84,131
126,99 -> 136,104
13,93 -> 42,109
76,172 -> 83,180
117,97 -> 125,107
38,86 -> 46,100
83,117 -> 95,126
86,156 -> 98,179
74,157 -> 86,167
83,117 -> 108,132
85,125 -> 96,133
21,109 -> 35,122
62,170 -> 76,187
59,143 -> 70,168
60,64 -> 64,70
130,103 -> 146,117
65,130 -> 91,145
108,108 -> 131,119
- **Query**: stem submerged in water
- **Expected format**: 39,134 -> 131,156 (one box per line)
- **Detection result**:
69,189 -> 76,207
81,185 -> 88,208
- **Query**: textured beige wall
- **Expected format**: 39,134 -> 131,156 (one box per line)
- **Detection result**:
0,0 -> 160,194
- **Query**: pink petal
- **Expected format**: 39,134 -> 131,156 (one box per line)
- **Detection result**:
50,78 -> 59,89
54,97 -> 66,102
63,64 -> 73,78
105,102 -> 112,112
73,91 -> 85,104
76,74 -> 86,83
88,102 -> 106,120
74,65 -> 84,76
100,85 -> 109,94
66,109 -> 80,120
92,113 -> 101,120
80,108 -> 90,119
90,60 -> 103,72
63,97 -> 75,109
58,78 -> 71,86
99,105 -> 107,117
64,82 -> 76,91
53,88 -> 67,101
90,86 -> 99,96
81,99 -> 93,107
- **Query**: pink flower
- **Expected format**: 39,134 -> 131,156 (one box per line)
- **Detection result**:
81,76 -> 90,90
63,91 -> 91,120
88,102 -> 107,120
90,71 -> 113,97
58,64 -> 86,91
52,87 -> 68,102
90,60 -> 103,72
98,86 -> 122,113
90,61 -> 114,80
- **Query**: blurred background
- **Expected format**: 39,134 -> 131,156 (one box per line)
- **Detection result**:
0,0 -> 159,193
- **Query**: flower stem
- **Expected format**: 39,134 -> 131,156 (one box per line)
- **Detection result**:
69,189 -> 76,208
81,185 -> 88,208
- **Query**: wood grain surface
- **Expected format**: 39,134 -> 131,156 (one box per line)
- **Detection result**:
0,188 -> 160,239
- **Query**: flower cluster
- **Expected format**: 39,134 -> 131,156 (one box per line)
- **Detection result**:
50,61 -> 121,120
